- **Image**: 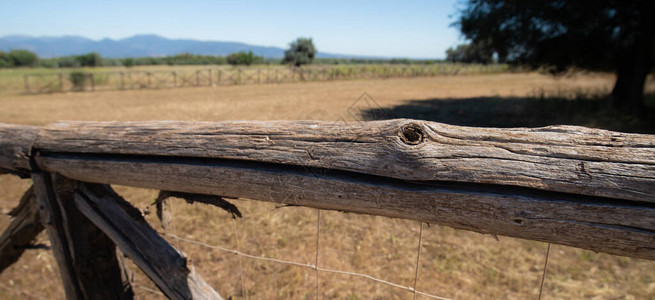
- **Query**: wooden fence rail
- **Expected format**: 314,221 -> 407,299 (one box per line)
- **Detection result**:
0,119 -> 654,299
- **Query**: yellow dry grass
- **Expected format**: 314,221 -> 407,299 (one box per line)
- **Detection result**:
0,73 -> 654,299
0,64 -> 507,96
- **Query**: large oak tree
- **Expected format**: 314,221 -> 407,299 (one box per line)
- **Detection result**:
456,0 -> 654,111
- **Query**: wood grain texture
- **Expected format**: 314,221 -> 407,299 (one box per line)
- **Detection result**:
74,182 -> 222,300
36,154 -> 655,260
0,123 -> 38,177
1,120 -> 654,260
33,120 -> 655,202
0,186 -> 44,273
32,173 -> 133,300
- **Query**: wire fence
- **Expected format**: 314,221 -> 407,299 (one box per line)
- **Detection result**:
21,63 -> 509,94
153,203 -> 553,300
1,164 -> 647,299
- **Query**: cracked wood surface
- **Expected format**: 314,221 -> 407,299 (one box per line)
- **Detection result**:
74,182 -> 222,300
1,120 -> 654,259
0,123 -> 39,176
35,154 -> 655,260
32,172 -> 133,299
32,119 -> 655,202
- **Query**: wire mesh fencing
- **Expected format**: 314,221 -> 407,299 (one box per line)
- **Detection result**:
139,195 -> 557,300
1,178 -> 654,299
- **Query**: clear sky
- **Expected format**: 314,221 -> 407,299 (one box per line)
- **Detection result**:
0,0 -> 465,59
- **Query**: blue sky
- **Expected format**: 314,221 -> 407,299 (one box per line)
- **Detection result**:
0,0 -> 465,59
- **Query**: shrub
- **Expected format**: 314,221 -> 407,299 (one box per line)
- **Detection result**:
8,49 -> 39,67
122,58 -> 135,67
76,52 -> 102,67
227,51 -> 259,66
38,58 -> 58,68
69,71 -> 86,91
0,51 -> 12,68
215,56 -> 227,65
57,56 -> 81,68
101,58 -> 122,66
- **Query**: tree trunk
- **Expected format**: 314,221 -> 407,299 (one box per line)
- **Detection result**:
611,3 -> 655,113
611,56 -> 651,113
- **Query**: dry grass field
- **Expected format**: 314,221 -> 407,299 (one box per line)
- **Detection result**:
1,73 -> 654,299
1,64 -> 506,96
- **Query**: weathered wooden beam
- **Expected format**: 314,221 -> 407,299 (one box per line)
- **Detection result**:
35,153 -> 655,260
32,172 -> 134,300
0,123 -> 39,177
0,186 -> 45,273
73,181 -> 222,300
1,120 -> 654,260
32,120 -> 655,202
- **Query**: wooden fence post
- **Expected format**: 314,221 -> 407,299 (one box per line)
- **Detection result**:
23,75 -> 30,93
120,72 -> 125,90
0,186 -> 44,273
208,69 -> 212,86
73,182 -> 222,299
32,172 -> 133,299
58,74 -> 64,91
88,74 -> 95,92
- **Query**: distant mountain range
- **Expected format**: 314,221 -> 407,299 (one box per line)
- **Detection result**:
0,34 -> 363,59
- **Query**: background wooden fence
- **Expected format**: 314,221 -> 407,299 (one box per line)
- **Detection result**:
22,64 -> 508,94
0,119 -> 653,299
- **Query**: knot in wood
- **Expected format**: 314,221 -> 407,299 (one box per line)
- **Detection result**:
400,124 -> 424,145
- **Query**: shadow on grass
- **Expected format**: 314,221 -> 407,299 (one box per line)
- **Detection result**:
362,93 -> 655,134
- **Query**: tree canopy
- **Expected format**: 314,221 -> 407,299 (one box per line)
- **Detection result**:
226,51 -> 263,66
1,49 -> 39,67
283,38 -> 316,67
456,0 -> 654,111
445,41 -> 494,64
76,52 -> 102,67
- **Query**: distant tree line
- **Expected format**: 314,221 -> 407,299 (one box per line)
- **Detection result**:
1,50 -> 446,69
0,49 -> 272,68
226,51 -> 263,66
2,36 -> 467,69
39,51 -> 267,68
0,50 -> 40,67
